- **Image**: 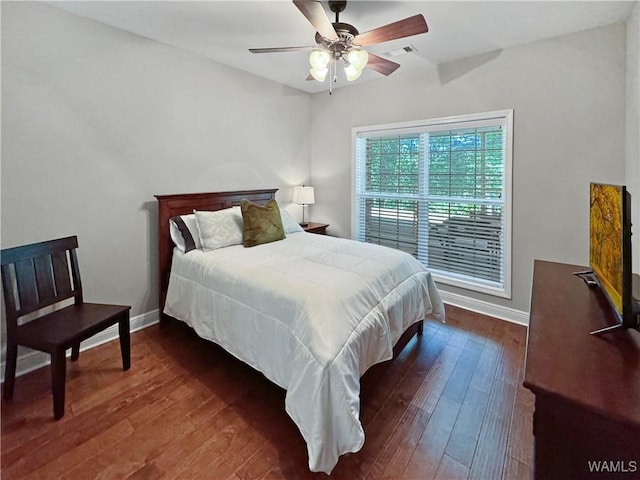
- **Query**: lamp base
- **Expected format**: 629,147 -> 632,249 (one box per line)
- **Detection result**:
299,222 -> 309,227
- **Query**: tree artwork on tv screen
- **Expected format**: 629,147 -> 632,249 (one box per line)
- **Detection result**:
590,183 -> 623,313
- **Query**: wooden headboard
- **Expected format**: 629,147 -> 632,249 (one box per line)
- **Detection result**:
154,189 -> 278,320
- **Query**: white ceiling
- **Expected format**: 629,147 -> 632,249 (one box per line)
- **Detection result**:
49,1 -> 635,94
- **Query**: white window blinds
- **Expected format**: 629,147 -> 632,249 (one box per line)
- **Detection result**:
354,110 -> 513,297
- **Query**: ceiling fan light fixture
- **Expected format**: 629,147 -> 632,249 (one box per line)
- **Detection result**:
344,63 -> 362,81
310,66 -> 329,82
309,49 -> 331,70
347,48 -> 369,70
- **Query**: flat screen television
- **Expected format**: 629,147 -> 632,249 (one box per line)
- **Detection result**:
588,182 -> 639,334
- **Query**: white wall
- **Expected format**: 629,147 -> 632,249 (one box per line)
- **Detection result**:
310,23 -> 628,317
1,2 -> 312,318
626,2 -> 640,272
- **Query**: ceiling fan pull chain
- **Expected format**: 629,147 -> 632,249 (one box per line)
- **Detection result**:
329,56 -> 335,95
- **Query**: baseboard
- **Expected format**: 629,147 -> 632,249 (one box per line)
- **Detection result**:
440,290 -> 529,327
0,309 -> 159,381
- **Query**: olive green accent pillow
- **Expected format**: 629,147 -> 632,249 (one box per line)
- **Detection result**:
241,198 -> 286,247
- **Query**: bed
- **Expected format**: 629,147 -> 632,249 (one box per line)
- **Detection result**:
155,189 -> 445,474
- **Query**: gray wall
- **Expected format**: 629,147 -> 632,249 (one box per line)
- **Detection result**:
1,1 -> 312,320
309,23 -> 628,316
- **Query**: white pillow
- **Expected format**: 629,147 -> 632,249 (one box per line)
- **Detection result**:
169,214 -> 201,252
280,208 -> 304,234
195,207 -> 244,251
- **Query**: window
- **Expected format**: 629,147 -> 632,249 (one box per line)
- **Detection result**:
353,110 -> 513,298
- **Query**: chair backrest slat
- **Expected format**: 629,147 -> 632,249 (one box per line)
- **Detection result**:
1,267 -> 18,319
14,259 -> 39,312
34,254 -> 57,302
1,236 -> 82,327
67,249 -> 83,303
51,250 -> 73,297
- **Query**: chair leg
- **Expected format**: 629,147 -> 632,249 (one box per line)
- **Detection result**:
118,314 -> 131,371
417,320 -> 424,335
51,349 -> 67,420
3,340 -> 18,400
70,343 -> 80,361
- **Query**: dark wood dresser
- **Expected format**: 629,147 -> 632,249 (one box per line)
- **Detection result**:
524,260 -> 640,479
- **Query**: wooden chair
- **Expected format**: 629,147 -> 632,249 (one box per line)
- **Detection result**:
1,235 -> 130,420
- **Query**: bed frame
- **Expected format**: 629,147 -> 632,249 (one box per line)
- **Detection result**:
154,188 -> 422,352
154,188 -> 277,321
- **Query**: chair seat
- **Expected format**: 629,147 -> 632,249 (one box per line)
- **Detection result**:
16,303 -> 130,353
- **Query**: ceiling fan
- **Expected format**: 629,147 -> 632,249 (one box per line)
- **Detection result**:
249,0 -> 428,91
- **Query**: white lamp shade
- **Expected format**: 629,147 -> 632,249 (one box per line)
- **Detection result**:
310,49 -> 331,69
292,186 -> 315,205
309,67 -> 328,82
344,63 -> 363,81
347,48 -> 369,70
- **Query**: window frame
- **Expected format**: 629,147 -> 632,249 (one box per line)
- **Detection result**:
351,109 -> 513,298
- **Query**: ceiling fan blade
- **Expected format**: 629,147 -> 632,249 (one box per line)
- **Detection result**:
249,46 -> 315,54
293,0 -> 338,41
366,53 -> 401,76
354,14 -> 428,46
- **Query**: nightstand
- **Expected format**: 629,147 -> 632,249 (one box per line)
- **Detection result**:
302,222 -> 329,235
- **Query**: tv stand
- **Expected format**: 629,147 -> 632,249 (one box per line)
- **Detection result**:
524,260 -> 640,479
570,269 -> 640,335
590,322 -> 627,335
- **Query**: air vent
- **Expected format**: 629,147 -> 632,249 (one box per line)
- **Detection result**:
383,45 -> 417,57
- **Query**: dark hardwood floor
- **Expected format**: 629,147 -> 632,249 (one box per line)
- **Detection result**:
1,305 -> 533,479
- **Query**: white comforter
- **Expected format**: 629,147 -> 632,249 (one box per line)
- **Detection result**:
164,232 -> 444,473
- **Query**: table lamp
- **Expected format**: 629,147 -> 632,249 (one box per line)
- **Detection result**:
292,185 -> 315,226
